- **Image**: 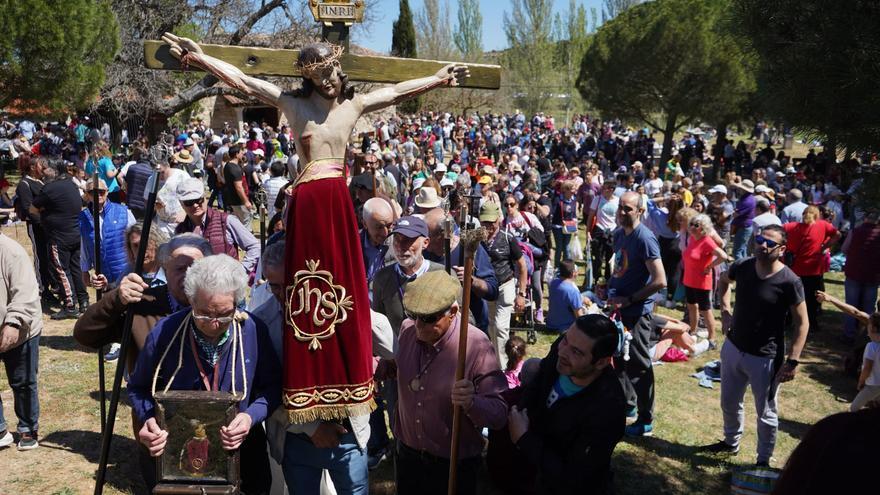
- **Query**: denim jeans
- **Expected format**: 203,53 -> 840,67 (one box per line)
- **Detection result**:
732,225 -> 754,261
552,228 -> 572,268
0,335 -> 40,434
844,278 -> 879,338
282,430 -> 368,495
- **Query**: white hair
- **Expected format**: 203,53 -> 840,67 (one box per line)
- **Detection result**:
690,213 -> 714,234
362,197 -> 393,222
184,254 -> 248,304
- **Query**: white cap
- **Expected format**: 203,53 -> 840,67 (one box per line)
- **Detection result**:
434,163 -> 448,173
183,137 -> 195,146
708,185 -> 728,195
370,142 -> 380,152
440,177 -> 455,188
755,184 -> 770,193
253,149 -> 265,157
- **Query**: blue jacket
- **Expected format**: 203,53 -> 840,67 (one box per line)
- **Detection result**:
425,243 -> 499,333
79,201 -> 130,284
127,309 -> 281,424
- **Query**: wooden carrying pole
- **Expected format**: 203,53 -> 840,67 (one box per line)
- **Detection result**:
447,228 -> 484,495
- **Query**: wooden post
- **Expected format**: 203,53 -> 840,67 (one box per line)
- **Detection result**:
447,228 -> 484,495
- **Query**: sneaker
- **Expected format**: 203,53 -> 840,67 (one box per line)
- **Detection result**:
696,329 -> 709,339
692,339 -> 710,356
51,307 -> 80,320
0,430 -> 13,448
625,407 -> 638,426
664,300 -> 677,309
17,431 -> 38,450
700,440 -> 739,455
708,340 -> 718,351
104,343 -> 121,362
367,447 -> 387,471
625,422 -> 653,437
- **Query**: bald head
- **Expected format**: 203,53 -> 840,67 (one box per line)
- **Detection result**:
617,191 -> 642,229
423,208 -> 447,256
620,191 -> 640,208
362,198 -> 394,246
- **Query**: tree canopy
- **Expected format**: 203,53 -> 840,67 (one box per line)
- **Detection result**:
392,0 -> 419,113
0,0 -> 119,113
577,0 -> 755,165
733,0 -> 880,152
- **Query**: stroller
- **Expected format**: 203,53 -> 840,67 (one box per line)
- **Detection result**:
510,240 -> 539,345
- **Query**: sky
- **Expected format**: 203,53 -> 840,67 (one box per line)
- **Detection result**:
353,0 -> 605,54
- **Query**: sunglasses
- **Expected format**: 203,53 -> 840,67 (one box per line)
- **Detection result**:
505,203 -> 516,207
182,197 -> 205,207
755,235 -> 781,249
407,310 -> 449,324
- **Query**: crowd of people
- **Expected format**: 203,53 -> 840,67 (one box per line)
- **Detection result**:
0,109 -> 879,494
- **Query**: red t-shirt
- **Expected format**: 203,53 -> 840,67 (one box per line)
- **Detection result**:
682,235 -> 717,290
784,220 -> 838,276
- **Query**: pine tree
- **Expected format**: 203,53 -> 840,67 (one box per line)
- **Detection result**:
0,0 -> 119,112
391,0 -> 419,113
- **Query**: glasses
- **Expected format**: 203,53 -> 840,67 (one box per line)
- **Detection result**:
88,190 -> 107,196
406,310 -> 449,324
505,203 -> 516,208
755,235 -> 781,249
192,310 -> 235,325
182,197 -> 205,207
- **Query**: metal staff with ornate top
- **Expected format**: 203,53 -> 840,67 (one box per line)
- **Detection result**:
88,145 -> 107,435
447,227 -> 485,495
93,142 -> 165,495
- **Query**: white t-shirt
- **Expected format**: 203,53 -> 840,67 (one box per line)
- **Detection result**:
590,195 -> 619,232
864,342 -> 880,387
644,178 -> 664,197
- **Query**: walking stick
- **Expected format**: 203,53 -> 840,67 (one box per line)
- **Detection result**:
442,195 -> 453,273
447,228 -> 485,495
92,169 -> 107,435
93,147 -> 163,495
256,187 -> 267,254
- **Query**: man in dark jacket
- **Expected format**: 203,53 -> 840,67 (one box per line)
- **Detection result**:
121,146 -> 154,220
508,314 -> 626,494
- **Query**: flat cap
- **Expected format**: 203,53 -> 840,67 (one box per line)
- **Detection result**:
404,271 -> 460,316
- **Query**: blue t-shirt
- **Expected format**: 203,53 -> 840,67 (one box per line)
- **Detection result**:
547,278 -> 582,332
609,223 -> 661,322
85,157 -> 120,192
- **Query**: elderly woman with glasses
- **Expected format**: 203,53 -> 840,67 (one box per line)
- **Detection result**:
127,254 -> 281,491
682,213 -> 729,347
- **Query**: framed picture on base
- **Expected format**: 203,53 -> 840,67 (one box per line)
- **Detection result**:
153,390 -> 241,495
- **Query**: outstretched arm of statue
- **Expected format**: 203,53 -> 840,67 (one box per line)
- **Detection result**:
161,32 -> 283,107
358,64 -> 470,114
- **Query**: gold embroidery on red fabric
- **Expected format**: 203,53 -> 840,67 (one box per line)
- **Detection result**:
285,259 -> 353,350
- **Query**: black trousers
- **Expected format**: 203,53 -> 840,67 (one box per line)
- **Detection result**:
658,236 -> 681,300
28,224 -> 56,295
48,239 -> 87,308
590,227 -> 615,282
617,312 -> 657,425
801,275 -> 825,333
396,442 -> 480,495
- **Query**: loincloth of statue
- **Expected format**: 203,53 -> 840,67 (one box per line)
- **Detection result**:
282,158 -> 376,423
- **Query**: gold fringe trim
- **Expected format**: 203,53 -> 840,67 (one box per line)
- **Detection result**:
287,399 -> 377,424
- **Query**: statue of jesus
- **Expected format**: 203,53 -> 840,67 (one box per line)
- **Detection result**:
160,33 -> 468,421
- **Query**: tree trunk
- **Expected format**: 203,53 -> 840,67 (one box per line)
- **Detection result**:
658,115 -> 678,169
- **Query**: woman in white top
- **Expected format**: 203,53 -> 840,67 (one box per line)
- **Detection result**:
643,167 -> 664,197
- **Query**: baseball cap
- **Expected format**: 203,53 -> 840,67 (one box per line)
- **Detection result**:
708,185 -> 727,195
434,163 -> 448,173
479,202 -> 501,222
176,177 -> 205,201
392,216 -> 429,238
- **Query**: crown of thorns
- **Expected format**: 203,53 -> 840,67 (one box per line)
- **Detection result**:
297,43 -> 345,76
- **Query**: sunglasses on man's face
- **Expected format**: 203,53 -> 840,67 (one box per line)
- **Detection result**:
755,235 -> 781,249
407,310 -> 449,324
182,197 -> 205,207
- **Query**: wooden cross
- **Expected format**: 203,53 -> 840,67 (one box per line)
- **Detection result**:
142,0 -> 500,89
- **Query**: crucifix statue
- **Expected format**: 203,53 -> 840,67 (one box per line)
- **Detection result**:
141,7 -> 501,494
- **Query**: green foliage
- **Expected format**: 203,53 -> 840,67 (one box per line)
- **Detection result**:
0,0 -> 119,113
392,0 -> 419,113
503,0 -> 558,115
577,0 -> 755,164
455,0 -> 484,61
416,0 -> 457,61
732,0 -> 880,151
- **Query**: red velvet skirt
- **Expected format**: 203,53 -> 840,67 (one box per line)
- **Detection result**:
283,171 -> 375,422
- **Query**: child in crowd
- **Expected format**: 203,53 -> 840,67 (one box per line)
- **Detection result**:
816,291 -> 880,410
504,335 -> 527,389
